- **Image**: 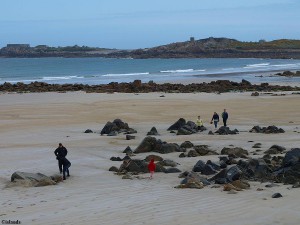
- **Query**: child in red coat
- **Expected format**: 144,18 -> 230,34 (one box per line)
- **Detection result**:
148,159 -> 156,179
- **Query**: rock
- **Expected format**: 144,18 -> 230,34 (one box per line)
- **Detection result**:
177,126 -> 193,135
252,143 -> 262,148
175,180 -> 204,189
202,164 -> 217,175
272,193 -> 283,198
134,137 -> 180,154
192,160 -> 206,172
126,135 -> 135,140
223,183 -> 242,191
145,155 -> 163,162
179,171 -> 211,186
10,171 -> 57,187
84,129 -> 93,133
157,159 -> 179,167
208,131 -> 214,135
187,150 -> 199,157
180,141 -> 194,149
179,153 -> 186,158
101,119 -> 136,135
107,131 -> 118,136
123,146 -> 133,154
109,166 -> 119,172
215,126 -> 239,135
231,180 -> 250,189
264,145 -> 286,154
282,148 -> 300,166
221,147 -> 248,157
251,92 -> 259,96
167,118 -> 186,131
249,125 -> 285,134
110,156 -> 123,161
194,145 -> 218,156
265,183 -> 280,188
119,159 -> 166,173
147,127 -> 159,136
134,136 -> 157,153
165,168 -> 181,173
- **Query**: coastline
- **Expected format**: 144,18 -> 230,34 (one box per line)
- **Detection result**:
1,91 -> 300,225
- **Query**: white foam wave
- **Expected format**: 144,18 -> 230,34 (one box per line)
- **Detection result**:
244,63 -> 270,68
272,63 -> 299,67
42,76 -> 84,81
160,69 -> 205,73
102,72 -> 149,77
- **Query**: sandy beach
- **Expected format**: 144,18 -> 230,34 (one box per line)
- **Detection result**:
1,91 -> 300,225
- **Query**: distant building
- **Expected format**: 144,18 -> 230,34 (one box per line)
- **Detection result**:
6,44 -> 30,48
190,37 -> 195,42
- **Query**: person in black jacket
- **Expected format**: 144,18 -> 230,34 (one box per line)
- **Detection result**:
222,109 -> 229,127
61,157 -> 71,180
211,112 -> 219,129
54,143 -> 68,173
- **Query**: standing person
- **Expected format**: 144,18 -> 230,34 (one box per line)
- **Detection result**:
148,159 -> 156,179
54,143 -> 68,174
222,109 -> 229,127
196,115 -> 204,131
211,112 -> 219,129
61,157 -> 71,180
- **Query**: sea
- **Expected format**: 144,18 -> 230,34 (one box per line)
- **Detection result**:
1,57 -> 300,85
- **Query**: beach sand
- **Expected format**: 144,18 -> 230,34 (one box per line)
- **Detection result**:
1,91 -> 300,225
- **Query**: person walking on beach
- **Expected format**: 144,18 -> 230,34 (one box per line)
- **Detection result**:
222,109 -> 229,127
148,159 -> 156,179
61,157 -> 71,180
54,143 -> 68,174
196,115 -> 204,131
211,112 -> 219,129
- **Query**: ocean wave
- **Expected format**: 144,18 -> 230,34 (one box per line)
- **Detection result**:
160,69 -> 205,73
244,63 -> 270,68
271,63 -> 299,67
102,72 -> 150,77
42,76 -> 84,81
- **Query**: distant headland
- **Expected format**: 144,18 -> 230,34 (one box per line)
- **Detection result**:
1,37 -> 300,59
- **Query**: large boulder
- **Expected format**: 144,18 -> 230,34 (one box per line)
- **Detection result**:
264,145 -> 286,154
134,136 -> 180,154
167,118 -> 186,131
10,171 -> 57,187
101,119 -> 136,135
282,148 -> 300,166
119,159 -> 166,173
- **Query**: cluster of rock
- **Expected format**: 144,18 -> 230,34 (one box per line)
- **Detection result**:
109,154 -> 181,177
214,126 -> 239,135
1,79 -> 300,94
176,147 -> 300,190
9,172 -> 62,187
101,119 -> 137,136
179,143 -> 218,158
276,71 -> 300,77
249,125 -> 285,134
168,118 -> 206,135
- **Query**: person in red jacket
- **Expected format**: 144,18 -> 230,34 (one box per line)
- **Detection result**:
148,158 -> 156,179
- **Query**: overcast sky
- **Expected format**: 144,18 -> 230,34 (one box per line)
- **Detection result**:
0,0 -> 299,49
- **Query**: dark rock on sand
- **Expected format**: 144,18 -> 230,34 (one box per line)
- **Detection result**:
167,118 -> 186,131
119,159 -> 166,173
134,136 -> 180,154
84,129 -> 93,133
123,146 -> 133,154
165,168 -> 182,173
179,171 -> 211,186
264,145 -> 286,154
157,159 -> 179,167
126,134 -> 135,140
252,143 -> 262,148
180,141 -> 194,149
272,193 -> 283,198
101,119 -> 136,135
11,171 -> 57,187
110,156 -> 123,161
282,148 -> 300,166
215,126 -> 239,135
251,92 -> 259,96
147,127 -> 159,136
249,125 -> 285,134
109,166 -> 119,172
192,160 -> 206,172
145,155 -> 163,162
221,147 -> 248,157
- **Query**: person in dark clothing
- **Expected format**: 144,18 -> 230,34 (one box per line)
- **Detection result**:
61,157 -> 71,180
222,109 -> 229,127
211,112 -> 219,129
54,143 -> 68,173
